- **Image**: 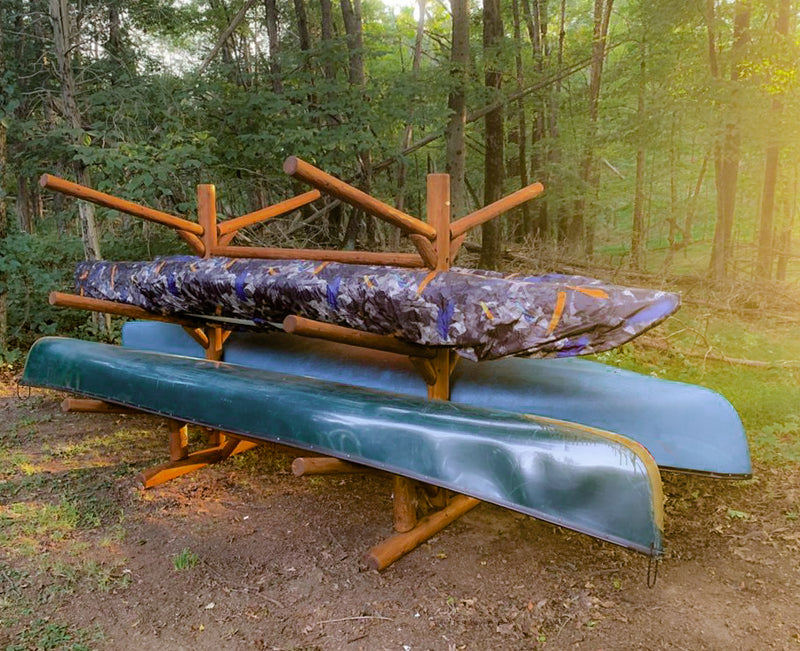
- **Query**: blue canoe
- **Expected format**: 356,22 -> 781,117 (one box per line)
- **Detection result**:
22,337 -> 664,555
122,321 -> 751,478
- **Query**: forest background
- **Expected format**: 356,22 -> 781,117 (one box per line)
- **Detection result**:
0,0 -> 798,357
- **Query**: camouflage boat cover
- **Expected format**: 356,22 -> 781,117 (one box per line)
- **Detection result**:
75,256 -> 679,361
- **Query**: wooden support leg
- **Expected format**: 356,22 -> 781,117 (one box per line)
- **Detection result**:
364,494 -> 480,571
203,324 -> 228,447
140,437 -> 259,489
291,457 -> 369,476
423,484 -> 448,510
207,429 -> 225,446
61,398 -> 138,414
392,476 -> 419,533
167,420 -> 189,461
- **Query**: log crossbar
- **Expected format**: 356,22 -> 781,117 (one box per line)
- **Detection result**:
284,156 -> 437,240
39,174 -> 203,235
61,397 -> 138,414
49,291 -> 201,328
218,190 -> 321,236
212,245 -> 425,268
283,315 -> 437,359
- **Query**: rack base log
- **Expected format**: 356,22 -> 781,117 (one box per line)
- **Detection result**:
22,337 -> 664,556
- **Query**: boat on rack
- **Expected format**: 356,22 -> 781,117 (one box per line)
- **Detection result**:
22,336 -> 665,556
76,256 -> 680,361
122,321 -> 752,478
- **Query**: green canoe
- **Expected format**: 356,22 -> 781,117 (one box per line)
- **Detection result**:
23,337 -> 664,555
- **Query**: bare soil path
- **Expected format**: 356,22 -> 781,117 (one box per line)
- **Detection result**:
1,385 -> 799,650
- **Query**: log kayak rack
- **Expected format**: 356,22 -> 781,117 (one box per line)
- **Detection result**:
41,158 -> 545,570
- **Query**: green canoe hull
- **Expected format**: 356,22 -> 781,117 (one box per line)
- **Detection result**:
23,337 -> 664,555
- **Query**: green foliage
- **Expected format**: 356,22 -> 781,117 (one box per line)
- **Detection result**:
2,0 -> 800,353
0,232 -> 85,349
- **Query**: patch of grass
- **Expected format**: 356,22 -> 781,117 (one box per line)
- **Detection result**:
0,563 -> 30,602
45,428 -> 160,462
595,310 -> 800,468
225,444 -> 290,475
172,547 -> 199,571
0,500 -> 81,552
750,416 -> 800,464
99,524 -> 126,548
82,560 -> 131,593
5,617 -> 103,651
0,453 -> 40,480
0,414 -> 53,450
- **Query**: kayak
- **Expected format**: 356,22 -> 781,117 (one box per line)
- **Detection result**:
75,256 -> 680,361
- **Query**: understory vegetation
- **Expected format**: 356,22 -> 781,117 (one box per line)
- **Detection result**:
1,0 -> 799,355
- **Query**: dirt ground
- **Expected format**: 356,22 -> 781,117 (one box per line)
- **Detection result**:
1,384 -> 799,650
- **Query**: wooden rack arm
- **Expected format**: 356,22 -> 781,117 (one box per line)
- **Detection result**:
212,245 -> 425,268
283,157 -> 437,240
408,234 -> 438,269
140,439 -> 258,489
450,181 -> 544,239
49,292 -> 199,328
218,190 -> 322,236
182,327 -> 210,349
409,356 -> 437,385
283,315 -> 437,359
39,174 -> 204,236
177,231 -> 206,255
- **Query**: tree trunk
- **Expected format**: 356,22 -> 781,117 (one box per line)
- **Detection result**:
50,0 -> 102,263
708,0 -> 749,281
264,0 -> 282,93
479,0 -> 504,270
107,5 -> 123,59
0,3 -> 7,351
445,0 -> 469,219
511,0 -> 531,240
569,0 -> 613,255
294,0 -> 311,53
685,154 -> 708,247
631,35 -> 646,271
50,0 -> 106,333
16,176 -> 35,234
319,0 -> 336,81
547,0 -> 565,239
340,0 -> 371,248
394,0 -> 426,247
775,163 -> 796,281
340,0 -> 364,86
755,0 -> 790,279
208,0 -> 243,83
520,0 -> 547,237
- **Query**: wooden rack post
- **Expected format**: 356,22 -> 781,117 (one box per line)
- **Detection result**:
363,173 -> 484,569
198,184 -> 230,447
